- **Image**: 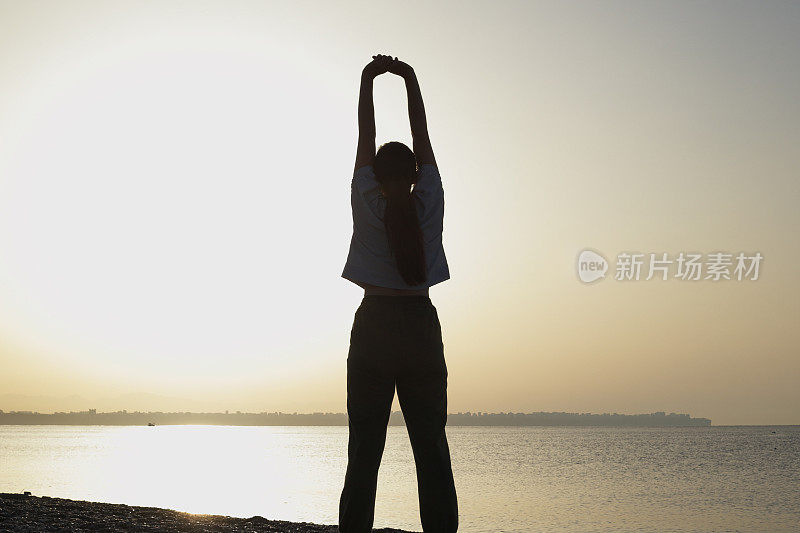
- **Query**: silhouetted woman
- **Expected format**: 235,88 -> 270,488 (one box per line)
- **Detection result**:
339,54 -> 458,533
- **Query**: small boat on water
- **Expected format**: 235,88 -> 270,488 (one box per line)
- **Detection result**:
147,422 -> 155,426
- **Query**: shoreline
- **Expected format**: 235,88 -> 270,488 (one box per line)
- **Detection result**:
0,410 -> 713,427
0,493 -> 415,532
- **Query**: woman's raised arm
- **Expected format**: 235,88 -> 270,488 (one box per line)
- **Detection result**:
389,59 -> 436,167
354,54 -> 393,173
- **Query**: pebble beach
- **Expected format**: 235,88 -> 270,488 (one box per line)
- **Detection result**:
0,493 -> 414,532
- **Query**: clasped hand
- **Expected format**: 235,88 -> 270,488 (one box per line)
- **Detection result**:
362,53 -> 413,79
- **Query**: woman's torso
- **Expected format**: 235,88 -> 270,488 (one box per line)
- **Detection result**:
342,164 -> 449,293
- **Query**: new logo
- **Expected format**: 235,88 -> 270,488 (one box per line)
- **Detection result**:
577,249 -> 608,283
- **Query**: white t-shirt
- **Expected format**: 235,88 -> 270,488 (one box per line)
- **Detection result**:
341,163 -> 450,289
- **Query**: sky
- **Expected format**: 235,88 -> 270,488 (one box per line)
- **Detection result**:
0,0 -> 797,425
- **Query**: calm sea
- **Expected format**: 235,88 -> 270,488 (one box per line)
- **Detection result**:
1,425 -> 798,532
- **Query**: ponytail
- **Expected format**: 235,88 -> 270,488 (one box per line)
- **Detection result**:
383,181 -> 427,285
374,141 -> 428,286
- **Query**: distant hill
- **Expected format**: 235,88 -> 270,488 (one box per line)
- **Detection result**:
0,409 -> 711,426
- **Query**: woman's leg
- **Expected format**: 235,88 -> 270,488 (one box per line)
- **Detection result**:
339,302 -> 396,533
396,303 -> 458,532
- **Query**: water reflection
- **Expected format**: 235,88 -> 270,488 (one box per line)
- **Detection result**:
2,425 -> 799,532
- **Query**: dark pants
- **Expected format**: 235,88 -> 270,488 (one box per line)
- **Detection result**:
339,295 -> 458,533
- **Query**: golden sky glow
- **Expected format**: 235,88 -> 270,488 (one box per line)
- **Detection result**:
0,1 -> 798,424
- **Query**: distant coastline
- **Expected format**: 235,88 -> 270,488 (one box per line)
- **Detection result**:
0,409 -> 711,426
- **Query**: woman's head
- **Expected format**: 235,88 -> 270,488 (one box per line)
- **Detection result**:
373,141 -> 427,286
374,141 -> 417,192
